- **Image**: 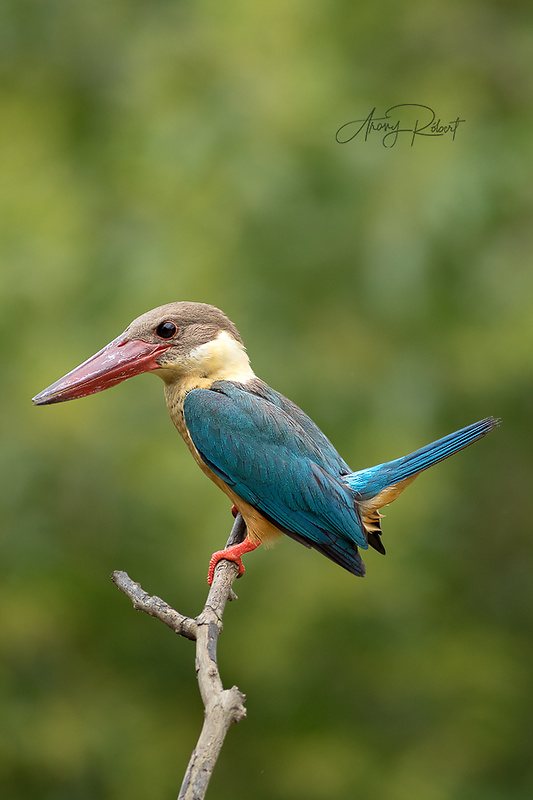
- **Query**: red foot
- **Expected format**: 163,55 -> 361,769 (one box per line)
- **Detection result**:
207,536 -> 261,585
231,504 -> 239,518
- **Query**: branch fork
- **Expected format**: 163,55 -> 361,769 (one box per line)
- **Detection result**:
110,514 -> 248,800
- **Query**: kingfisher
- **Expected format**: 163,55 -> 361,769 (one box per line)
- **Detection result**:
33,302 -> 498,584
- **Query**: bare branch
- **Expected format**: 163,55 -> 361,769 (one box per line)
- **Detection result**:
110,570 -> 198,640
111,514 -> 249,800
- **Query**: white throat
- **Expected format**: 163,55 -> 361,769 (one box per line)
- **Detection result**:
159,330 -> 256,386
187,331 -> 255,382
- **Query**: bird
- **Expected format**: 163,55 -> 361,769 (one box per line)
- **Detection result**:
32,301 -> 498,584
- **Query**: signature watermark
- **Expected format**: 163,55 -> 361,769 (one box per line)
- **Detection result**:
336,104 -> 465,148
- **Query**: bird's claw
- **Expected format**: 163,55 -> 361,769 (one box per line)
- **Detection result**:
207,550 -> 245,585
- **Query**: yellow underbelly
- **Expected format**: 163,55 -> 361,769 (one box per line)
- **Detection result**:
200,461 -> 283,546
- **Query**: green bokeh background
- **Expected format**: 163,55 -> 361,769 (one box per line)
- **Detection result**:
2,2 -> 532,798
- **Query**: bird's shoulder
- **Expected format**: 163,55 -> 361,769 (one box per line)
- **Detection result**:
185,378 -> 351,475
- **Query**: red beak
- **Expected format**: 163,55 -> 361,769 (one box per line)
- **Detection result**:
32,335 -> 172,405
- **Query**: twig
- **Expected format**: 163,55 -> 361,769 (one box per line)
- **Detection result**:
110,514 -> 249,800
111,571 -> 198,640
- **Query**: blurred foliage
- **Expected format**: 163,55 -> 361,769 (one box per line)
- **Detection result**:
1,0 -> 533,798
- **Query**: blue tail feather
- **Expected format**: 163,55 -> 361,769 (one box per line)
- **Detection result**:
345,417 -> 499,501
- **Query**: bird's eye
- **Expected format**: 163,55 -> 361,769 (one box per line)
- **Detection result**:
155,321 -> 178,339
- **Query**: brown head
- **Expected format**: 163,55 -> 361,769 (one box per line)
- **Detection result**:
32,302 -> 248,405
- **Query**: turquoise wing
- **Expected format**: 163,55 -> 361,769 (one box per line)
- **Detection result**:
183,381 -> 368,575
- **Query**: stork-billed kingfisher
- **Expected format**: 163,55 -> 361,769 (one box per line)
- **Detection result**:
33,302 -> 498,583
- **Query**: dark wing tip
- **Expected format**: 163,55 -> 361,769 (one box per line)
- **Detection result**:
367,531 -> 386,555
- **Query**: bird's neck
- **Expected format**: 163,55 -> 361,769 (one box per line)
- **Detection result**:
160,331 -> 255,444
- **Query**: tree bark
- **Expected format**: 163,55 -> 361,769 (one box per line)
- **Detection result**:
111,514 -> 248,800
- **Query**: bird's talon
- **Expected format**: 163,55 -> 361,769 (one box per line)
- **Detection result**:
207,550 -> 245,585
